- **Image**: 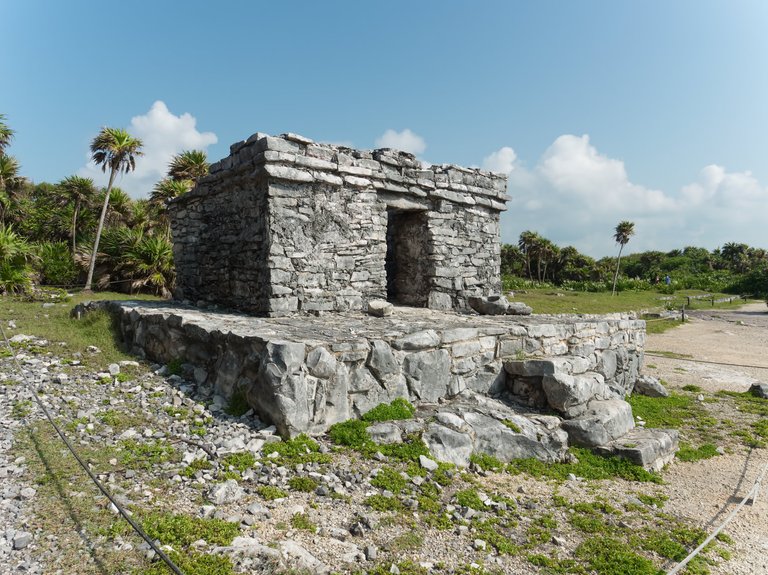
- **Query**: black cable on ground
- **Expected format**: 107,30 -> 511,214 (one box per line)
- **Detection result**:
0,324 -> 186,575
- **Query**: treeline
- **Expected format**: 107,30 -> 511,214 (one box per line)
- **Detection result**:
0,114 -> 206,296
502,231 -> 768,296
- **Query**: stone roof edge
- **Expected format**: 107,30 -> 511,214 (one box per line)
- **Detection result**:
175,132 -> 510,210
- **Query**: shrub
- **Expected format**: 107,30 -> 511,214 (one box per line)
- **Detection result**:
36,241 -> 78,286
0,225 -> 35,294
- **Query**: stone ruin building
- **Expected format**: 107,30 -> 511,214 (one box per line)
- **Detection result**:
92,131 -> 678,472
169,132 -> 509,316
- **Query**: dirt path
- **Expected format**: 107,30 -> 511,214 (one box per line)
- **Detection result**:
645,302 -> 768,575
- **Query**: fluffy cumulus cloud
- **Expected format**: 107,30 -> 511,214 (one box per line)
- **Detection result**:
493,135 -> 768,256
80,101 -> 217,197
481,146 -> 517,175
374,129 -> 426,155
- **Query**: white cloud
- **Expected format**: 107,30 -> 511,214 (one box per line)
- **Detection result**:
80,101 -> 217,197
498,134 -> 768,256
481,146 -> 517,175
374,129 -> 426,155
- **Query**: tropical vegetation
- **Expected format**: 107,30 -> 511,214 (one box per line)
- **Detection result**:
0,112 -> 764,301
0,114 -> 209,297
503,230 -> 768,298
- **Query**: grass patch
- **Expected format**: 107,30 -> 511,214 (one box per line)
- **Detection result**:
717,390 -> 768,416
644,318 -> 683,334
182,457 -> 212,478
141,552 -> 234,575
262,434 -> 331,465
636,492 -> 668,508
328,419 -> 370,449
2,292 -> 161,367
365,494 -> 404,512
220,451 -> 255,473
256,486 -> 287,500
362,398 -> 416,422
502,419 -> 522,433
390,530 -> 424,551
575,537 -> 658,575
455,488 -> 486,510
288,476 -> 319,492
512,288 -> 746,315
677,442 -> 719,462
118,439 -> 177,470
469,453 -> 505,471
507,447 -> 662,483
142,512 -> 238,547
645,350 -> 694,360
371,466 -> 408,494
682,384 -> 702,393
628,392 -> 705,428
290,512 -> 316,531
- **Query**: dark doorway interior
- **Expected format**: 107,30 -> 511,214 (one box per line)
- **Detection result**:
385,210 -> 429,306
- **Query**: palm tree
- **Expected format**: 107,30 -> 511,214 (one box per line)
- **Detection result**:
611,220 -> 635,295
150,178 -> 192,235
167,149 -> 209,182
0,155 -> 24,224
104,187 -> 135,227
84,127 -> 143,292
150,178 -> 192,205
0,114 -> 14,154
518,231 -> 542,280
58,176 -> 96,255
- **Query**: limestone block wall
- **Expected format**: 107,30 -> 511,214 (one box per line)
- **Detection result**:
169,133 -> 509,316
98,301 -> 645,438
170,175 -> 272,314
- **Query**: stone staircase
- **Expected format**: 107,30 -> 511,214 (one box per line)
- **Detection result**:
502,357 -> 678,470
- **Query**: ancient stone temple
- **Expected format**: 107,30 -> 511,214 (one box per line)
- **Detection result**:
169,132 -> 509,316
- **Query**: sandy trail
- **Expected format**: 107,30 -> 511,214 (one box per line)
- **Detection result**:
644,302 -> 768,575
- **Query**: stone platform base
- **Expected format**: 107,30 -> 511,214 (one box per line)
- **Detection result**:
78,300 -> 676,469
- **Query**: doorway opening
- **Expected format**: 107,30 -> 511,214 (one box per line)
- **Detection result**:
385,210 -> 429,306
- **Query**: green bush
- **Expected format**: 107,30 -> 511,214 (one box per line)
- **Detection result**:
36,241 -> 78,286
0,225 -> 35,294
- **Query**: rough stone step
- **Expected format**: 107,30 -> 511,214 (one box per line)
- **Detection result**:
594,428 -> 679,472
560,399 -> 635,447
417,392 -> 570,467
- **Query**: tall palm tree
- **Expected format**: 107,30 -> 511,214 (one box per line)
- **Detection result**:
611,220 -> 635,295
58,175 -> 96,254
84,127 -> 143,291
0,114 -> 14,154
167,149 -> 209,182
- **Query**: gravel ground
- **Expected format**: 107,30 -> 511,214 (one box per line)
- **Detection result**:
646,302 -> 768,575
1,303 -> 767,574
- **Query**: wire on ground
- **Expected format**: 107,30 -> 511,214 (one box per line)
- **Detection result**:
666,460 -> 768,575
644,352 -> 768,371
0,324 -> 186,575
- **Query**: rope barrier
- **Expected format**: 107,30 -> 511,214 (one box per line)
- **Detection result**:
644,352 -> 768,371
0,324 -> 185,575
666,460 -> 768,574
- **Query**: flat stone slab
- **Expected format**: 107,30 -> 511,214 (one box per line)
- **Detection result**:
595,428 -> 679,471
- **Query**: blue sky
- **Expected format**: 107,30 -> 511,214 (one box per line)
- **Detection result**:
2,0 -> 767,257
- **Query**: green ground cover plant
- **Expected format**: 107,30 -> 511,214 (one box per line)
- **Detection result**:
507,447 -> 662,483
